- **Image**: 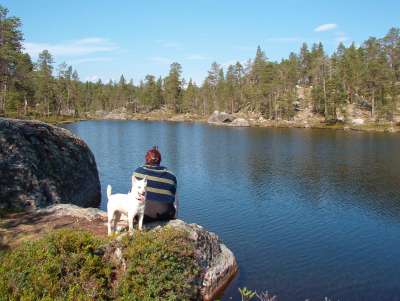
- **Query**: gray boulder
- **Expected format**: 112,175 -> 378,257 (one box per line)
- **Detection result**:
208,111 -> 234,124
0,118 -> 101,210
230,117 -> 250,127
208,111 -> 250,127
145,219 -> 238,300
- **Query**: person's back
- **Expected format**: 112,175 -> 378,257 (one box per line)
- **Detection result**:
133,146 -> 177,222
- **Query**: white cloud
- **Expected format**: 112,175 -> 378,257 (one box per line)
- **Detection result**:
314,23 -> 337,32
23,37 -> 119,58
148,56 -> 171,65
155,40 -> 183,50
75,37 -> 107,44
67,57 -> 113,65
185,54 -> 208,60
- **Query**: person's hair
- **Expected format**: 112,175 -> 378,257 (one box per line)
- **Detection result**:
145,146 -> 161,165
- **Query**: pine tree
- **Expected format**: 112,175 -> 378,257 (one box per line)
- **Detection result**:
205,62 -> 222,112
35,50 -> 55,116
299,43 -> 311,85
163,62 -> 182,112
362,37 -> 390,119
182,79 -> 198,113
0,5 -> 23,114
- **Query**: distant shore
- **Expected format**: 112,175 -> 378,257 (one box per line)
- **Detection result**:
3,112 -> 400,133
127,112 -> 400,133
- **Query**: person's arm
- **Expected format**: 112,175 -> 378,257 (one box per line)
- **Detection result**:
174,193 -> 179,217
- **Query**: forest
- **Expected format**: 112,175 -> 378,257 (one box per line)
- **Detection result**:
1,5 -> 399,122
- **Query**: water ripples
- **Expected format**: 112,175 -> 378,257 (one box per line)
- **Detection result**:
63,121 -> 400,301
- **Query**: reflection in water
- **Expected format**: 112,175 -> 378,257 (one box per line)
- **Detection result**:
63,121 -> 400,301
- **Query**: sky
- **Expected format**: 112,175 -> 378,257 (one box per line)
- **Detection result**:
3,0 -> 400,84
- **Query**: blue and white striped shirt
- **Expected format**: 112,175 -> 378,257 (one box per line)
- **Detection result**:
133,165 -> 177,203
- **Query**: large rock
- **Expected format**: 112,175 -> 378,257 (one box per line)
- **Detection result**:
208,111 -> 251,127
0,118 -> 101,210
345,103 -> 371,124
230,117 -> 250,127
145,218 -> 238,301
351,118 -> 365,125
1,204 -> 238,301
104,107 -> 128,120
208,111 -> 234,124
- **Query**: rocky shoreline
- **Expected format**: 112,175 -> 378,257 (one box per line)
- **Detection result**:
5,108 -> 400,133
80,109 -> 400,133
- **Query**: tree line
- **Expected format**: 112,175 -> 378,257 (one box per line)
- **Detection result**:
1,5 -> 399,122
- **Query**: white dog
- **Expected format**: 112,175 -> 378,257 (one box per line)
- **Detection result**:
107,176 -> 147,236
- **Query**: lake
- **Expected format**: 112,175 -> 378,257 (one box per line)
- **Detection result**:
62,120 -> 400,301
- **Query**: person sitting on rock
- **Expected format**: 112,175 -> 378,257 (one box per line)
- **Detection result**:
133,146 -> 178,222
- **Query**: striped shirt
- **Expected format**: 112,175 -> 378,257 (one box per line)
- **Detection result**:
133,165 -> 177,203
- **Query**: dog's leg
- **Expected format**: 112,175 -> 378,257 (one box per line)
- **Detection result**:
107,209 -> 114,236
128,212 -> 134,234
113,211 -> 121,233
138,212 -> 144,231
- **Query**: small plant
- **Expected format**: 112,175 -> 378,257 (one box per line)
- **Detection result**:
0,229 -> 113,300
239,287 -> 257,301
239,287 -> 278,301
117,227 -> 201,301
256,290 -> 278,301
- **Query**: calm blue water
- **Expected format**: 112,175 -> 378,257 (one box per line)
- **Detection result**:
63,120 -> 400,301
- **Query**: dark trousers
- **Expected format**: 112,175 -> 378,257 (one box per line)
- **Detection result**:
143,200 -> 176,223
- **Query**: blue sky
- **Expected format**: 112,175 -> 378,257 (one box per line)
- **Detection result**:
4,0 -> 400,84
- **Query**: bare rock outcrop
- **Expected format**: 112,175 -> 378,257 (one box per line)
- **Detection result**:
0,118 -> 101,210
208,111 -> 250,127
104,107 -> 128,120
231,118 -> 250,127
86,108 -> 129,120
208,111 -> 235,124
145,219 -> 238,300
345,103 -> 372,125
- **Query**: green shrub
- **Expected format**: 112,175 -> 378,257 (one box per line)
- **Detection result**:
0,227 -> 202,301
117,227 -> 201,301
0,229 -> 113,301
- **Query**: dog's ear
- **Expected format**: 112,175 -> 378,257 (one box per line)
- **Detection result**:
143,176 -> 148,184
132,175 -> 137,185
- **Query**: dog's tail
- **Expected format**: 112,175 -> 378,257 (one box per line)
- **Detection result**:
107,185 -> 112,198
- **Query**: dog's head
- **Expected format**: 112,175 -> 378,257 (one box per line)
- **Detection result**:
131,175 -> 148,199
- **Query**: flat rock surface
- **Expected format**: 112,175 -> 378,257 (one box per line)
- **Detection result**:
0,118 -> 101,210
